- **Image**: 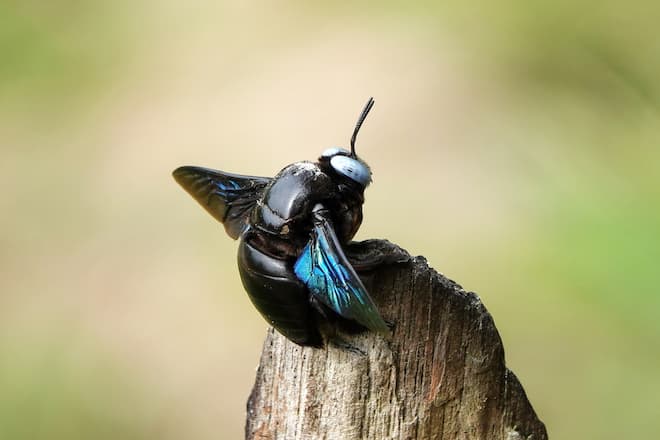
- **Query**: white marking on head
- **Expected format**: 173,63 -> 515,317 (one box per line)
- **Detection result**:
330,155 -> 371,187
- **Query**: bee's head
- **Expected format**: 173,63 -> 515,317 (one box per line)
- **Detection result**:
318,97 -> 374,189
319,147 -> 372,188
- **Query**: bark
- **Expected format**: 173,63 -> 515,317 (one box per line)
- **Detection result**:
246,240 -> 548,439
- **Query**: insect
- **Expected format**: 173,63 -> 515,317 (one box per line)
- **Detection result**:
173,98 -> 390,347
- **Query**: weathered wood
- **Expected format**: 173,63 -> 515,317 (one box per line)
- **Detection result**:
246,240 -> 547,439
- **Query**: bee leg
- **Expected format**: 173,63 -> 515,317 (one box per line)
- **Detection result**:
344,239 -> 410,272
328,337 -> 367,357
344,240 -> 401,330
308,296 -> 366,355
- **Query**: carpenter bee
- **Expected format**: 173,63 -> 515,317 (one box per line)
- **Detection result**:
173,98 -> 389,347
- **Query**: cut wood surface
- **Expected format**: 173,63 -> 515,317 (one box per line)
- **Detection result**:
246,240 -> 548,439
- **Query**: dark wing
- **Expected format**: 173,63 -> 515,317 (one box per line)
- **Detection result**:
293,209 -> 389,336
173,166 -> 271,239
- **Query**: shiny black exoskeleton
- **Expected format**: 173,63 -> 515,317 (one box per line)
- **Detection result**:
173,98 -> 389,347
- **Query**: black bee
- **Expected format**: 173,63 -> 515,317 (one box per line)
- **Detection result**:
173,98 -> 389,347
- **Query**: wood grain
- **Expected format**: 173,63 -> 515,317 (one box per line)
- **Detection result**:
246,241 -> 547,439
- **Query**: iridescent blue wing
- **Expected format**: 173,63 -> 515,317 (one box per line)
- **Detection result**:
293,210 -> 389,336
173,166 -> 271,239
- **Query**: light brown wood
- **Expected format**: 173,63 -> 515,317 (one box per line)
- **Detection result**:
246,241 -> 547,439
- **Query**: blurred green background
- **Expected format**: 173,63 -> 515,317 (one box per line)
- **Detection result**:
1,1 -> 659,438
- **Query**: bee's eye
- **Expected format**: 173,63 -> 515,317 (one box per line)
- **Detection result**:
320,147 -> 350,159
330,155 -> 371,187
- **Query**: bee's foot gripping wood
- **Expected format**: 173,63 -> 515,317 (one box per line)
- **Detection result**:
246,241 -> 548,440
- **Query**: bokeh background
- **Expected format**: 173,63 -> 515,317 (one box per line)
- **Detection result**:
2,1 -> 659,438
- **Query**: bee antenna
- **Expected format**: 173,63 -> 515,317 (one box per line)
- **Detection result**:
350,97 -> 375,157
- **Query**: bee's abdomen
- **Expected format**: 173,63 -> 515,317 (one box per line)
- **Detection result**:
237,239 -> 322,347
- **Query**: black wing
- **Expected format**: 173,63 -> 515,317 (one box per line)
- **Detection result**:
173,166 -> 271,239
293,207 -> 389,336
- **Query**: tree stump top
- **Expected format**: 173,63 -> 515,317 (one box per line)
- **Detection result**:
246,241 -> 547,439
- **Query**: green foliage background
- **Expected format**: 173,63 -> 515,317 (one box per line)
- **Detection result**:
2,1 -> 659,438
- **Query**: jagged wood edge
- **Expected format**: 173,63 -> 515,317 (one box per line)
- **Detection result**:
246,240 -> 548,439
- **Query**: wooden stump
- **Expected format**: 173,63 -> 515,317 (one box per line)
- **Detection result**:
246,241 -> 548,439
